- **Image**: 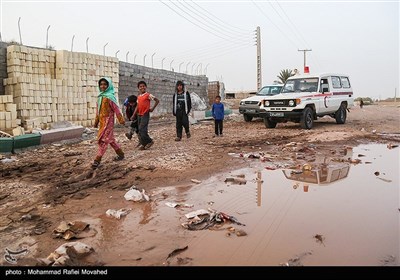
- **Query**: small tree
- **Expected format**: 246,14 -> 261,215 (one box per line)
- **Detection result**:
277,69 -> 295,84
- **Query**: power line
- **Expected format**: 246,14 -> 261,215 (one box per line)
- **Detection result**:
160,0 -> 247,43
274,1 -> 323,71
184,0 -> 253,37
267,1 -> 306,49
169,40 -> 252,61
181,42 -> 253,62
274,0 -> 311,49
251,0 -> 300,49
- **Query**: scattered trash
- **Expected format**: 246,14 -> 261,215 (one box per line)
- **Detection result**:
357,154 -> 366,157
361,128 -> 365,132
182,209 -> 245,231
248,154 -> 260,159
106,208 -> 131,219
52,221 -> 95,240
377,177 -> 392,183
265,166 -> 276,170
235,229 -> 247,237
41,242 -> 94,266
224,177 -> 247,185
365,161 -> 372,164
166,246 -> 188,260
374,171 -> 380,176
279,251 -> 312,266
191,179 -> 202,184
314,234 -> 325,246
185,209 -> 210,219
124,187 -> 150,202
1,158 -> 17,164
350,159 -> 362,164
4,247 -> 29,265
20,214 -> 33,221
165,202 -> 194,209
371,129 -> 377,134
387,143 -> 399,149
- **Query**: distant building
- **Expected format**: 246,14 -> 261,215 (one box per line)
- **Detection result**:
225,90 -> 257,100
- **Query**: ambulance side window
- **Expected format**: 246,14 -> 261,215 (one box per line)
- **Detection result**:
320,78 -> 329,93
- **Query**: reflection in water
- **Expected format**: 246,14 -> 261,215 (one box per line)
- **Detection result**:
256,170 -> 262,207
283,157 -> 351,191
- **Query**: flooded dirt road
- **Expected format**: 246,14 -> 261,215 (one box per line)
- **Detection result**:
0,104 -> 399,266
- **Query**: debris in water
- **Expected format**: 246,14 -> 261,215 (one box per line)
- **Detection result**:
224,177 -> 247,185
380,255 -> 396,266
265,166 -> 276,170
387,143 -> 399,149
374,171 -> 380,176
377,177 -> 392,183
350,159 -> 362,164
106,208 -> 131,219
166,246 -> 188,260
279,251 -> 313,266
165,202 -> 194,208
235,229 -> 247,237
314,234 -> 325,246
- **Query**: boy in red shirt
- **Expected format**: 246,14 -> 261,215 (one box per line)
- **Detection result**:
132,81 -> 159,150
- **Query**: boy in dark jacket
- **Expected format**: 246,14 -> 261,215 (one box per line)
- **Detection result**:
211,95 -> 224,137
124,95 -> 139,141
172,81 -> 192,141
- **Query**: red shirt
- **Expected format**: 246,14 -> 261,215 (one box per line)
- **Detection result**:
137,92 -> 154,116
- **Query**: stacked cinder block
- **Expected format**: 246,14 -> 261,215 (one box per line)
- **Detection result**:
55,50 -> 119,126
118,61 -> 208,115
2,45 -> 119,132
0,94 -> 20,134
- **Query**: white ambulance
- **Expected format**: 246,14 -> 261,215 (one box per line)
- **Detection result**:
259,73 -> 354,129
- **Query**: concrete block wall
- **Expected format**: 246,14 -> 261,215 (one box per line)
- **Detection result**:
2,45 -> 118,132
119,62 -> 208,116
0,43 -> 208,133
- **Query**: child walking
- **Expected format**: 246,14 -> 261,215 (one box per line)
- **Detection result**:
132,81 -> 160,150
92,77 -> 125,169
124,94 -> 139,143
172,80 -> 192,141
211,95 -> 224,137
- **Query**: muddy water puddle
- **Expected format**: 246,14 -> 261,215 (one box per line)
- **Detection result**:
175,144 -> 399,266
45,144 -> 399,266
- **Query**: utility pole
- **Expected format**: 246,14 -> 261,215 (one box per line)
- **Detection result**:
256,26 -> 262,91
298,49 -> 312,73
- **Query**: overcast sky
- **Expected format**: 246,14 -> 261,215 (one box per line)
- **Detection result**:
1,0 -> 399,99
